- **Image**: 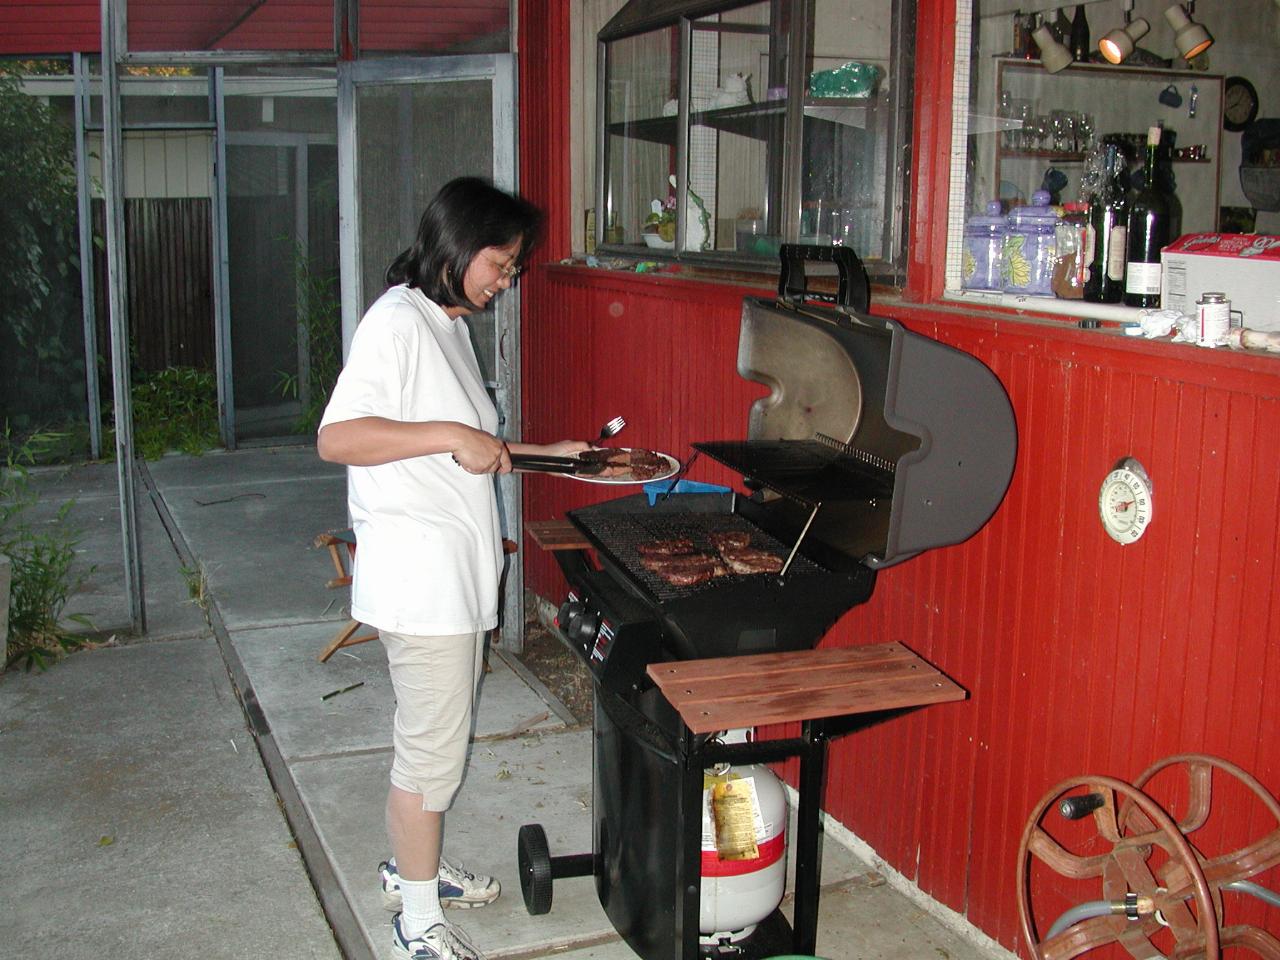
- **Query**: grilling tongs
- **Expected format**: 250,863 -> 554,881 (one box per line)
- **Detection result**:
509,453 -> 609,476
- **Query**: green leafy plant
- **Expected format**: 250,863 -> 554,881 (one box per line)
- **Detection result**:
126,366 -> 221,460
1,425 -> 93,671
276,243 -> 341,435
0,72 -> 86,431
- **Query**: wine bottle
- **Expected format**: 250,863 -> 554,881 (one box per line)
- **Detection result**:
1123,126 -> 1171,309
1070,5 -> 1090,62
1083,144 -> 1127,303
1052,7 -> 1072,44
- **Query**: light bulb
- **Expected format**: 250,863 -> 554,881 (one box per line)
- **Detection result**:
1164,4 -> 1213,60
1098,17 -> 1150,64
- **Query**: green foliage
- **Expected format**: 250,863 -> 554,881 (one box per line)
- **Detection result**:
0,73 -> 86,430
126,366 -> 221,460
276,244 -> 341,435
1,426 -> 93,672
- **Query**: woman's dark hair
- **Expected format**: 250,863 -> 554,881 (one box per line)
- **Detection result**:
385,176 -> 542,311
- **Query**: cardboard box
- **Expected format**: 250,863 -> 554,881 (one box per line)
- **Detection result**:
1161,234 -> 1280,332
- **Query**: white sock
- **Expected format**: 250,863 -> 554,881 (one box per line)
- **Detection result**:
399,875 -> 445,938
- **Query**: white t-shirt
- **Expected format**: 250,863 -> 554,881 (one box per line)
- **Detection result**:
319,284 -> 503,636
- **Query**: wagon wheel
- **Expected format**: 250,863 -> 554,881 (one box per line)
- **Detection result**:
1119,755 -> 1280,960
1016,774 -> 1219,960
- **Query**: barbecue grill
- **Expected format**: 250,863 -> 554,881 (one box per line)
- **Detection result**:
519,246 -> 1017,959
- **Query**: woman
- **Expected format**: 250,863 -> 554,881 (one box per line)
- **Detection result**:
318,177 -> 586,960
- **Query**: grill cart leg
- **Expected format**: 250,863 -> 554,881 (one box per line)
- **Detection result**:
792,721 -> 828,957
517,823 -> 593,916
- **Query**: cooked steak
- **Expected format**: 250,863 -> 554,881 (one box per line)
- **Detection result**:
708,531 -> 751,551
641,552 -> 727,586
578,446 -> 670,481
636,538 -> 695,557
717,544 -> 784,575
578,447 -> 631,465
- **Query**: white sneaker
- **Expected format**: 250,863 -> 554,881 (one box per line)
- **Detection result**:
380,856 -> 502,911
391,914 -> 486,960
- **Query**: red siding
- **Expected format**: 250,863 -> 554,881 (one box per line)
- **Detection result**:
0,0 -> 507,55
516,2 -> 1280,956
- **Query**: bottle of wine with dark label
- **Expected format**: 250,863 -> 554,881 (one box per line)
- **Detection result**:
1123,126 -> 1171,308
1070,4 -> 1090,61
1084,144 -> 1127,303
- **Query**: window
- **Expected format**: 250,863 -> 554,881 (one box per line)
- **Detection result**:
946,0 -> 1280,316
593,0 -> 914,282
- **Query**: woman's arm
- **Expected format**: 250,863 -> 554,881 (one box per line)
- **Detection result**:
318,417 -> 510,473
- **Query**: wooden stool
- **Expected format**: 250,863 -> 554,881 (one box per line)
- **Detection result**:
314,529 -> 377,662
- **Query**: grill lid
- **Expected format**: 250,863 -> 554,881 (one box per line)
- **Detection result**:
698,245 -> 1017,569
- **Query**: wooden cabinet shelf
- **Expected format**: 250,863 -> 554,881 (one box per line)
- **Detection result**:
989,58 -> 1223,229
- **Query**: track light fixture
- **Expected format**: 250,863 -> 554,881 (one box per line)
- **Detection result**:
1164,2 -> 1213,60
1098,0 -> 1150,65
1033,24 -> 1074,74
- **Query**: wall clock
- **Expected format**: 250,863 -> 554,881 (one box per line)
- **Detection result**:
1098,458 -> 1153,544
1224,76 -> 1259,132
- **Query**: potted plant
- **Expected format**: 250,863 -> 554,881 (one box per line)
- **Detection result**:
643,194 -> 678,248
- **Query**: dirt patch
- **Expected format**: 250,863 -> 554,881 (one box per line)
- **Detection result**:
513,601 -> 593,725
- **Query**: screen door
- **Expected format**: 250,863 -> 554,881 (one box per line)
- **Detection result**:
337,56 -> 524,650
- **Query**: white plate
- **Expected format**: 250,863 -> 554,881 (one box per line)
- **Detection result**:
566,449 -> 680,486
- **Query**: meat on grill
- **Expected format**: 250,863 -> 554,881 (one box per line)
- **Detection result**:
708,531 -> 751,551
717,544 -> 784,575
636,538 -> 695,557
641,552 -> 727,587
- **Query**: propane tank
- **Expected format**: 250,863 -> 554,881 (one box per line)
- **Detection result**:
699,729 -> 789,945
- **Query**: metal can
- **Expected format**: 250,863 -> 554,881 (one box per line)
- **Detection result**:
1196,292 -> 1230,345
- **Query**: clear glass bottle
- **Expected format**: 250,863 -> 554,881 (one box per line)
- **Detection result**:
1083,144 -> 1127,303
1123,126 -> 1171,308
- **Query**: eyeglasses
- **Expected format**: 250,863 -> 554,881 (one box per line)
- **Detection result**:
484,255 -> 522,280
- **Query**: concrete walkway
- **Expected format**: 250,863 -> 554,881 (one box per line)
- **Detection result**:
0,446 -> 1012,960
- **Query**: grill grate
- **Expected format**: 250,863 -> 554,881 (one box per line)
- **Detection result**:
579,511 -> 827,603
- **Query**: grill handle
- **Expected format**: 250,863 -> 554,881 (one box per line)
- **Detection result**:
777,243 -> 870,312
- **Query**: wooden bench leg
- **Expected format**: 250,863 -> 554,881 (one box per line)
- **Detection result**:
318,620 -> 378,663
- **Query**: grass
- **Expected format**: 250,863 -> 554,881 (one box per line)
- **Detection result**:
1,426 -> 94,671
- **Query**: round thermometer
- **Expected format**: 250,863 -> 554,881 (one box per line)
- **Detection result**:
1098,458 -> 1153,544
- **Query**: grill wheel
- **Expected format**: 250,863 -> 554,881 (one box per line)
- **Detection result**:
518,823 -> 554,915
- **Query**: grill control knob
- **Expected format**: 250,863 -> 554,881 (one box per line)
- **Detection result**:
567,610 -> 600,646
557,599 -> 585,631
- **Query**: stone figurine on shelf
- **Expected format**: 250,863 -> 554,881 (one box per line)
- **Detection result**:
671,174 -> 710,251
710,73 -> 752,109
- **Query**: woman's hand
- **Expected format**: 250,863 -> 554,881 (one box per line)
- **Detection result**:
452,426 -> 512,475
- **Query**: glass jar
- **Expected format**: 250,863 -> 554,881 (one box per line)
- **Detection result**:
962,201 -> 1006,291
1003,189 -> 1060,296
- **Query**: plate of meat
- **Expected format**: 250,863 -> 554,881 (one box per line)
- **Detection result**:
568,447 -> 680,485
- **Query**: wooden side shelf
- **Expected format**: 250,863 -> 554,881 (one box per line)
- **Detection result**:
525,519 -> 591,551
647,642 -> 965,734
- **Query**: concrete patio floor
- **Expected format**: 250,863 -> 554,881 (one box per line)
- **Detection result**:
0,445 -> 1015,960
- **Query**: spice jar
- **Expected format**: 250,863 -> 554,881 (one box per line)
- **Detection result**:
962,201 -> 1007,291
1003,189 -> 1060,297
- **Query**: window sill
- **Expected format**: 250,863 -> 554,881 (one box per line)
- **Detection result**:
943,288 -> 1151,325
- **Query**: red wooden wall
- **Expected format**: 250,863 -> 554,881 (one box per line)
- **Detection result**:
517,1 -> 1280,956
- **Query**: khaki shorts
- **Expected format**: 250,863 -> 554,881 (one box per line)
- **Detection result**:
379,629 -> 486,811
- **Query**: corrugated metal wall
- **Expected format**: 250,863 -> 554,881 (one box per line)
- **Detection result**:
91,197 -> 215,375
520,266 -> 1280,956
